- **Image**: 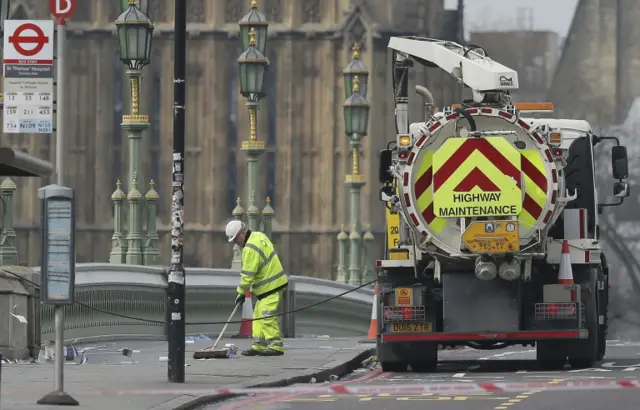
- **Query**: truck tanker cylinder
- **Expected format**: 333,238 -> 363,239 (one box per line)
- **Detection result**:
475,257 -> 498,281
498,259 -> 521,281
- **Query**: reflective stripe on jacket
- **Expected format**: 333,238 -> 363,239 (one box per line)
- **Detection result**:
237,231 -> 288,298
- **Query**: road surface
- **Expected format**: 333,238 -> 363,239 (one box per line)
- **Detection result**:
203,340 -> 640,410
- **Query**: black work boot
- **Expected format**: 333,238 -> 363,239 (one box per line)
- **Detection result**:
241,348 -> 262,356
259,349 -> 284,356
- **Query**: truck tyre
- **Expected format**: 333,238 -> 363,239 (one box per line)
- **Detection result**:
410,343 -> 438,372
536,341 -> 566,370
410,360 -> 437,372
378,341 -> 436,373
568,266 -> 598,369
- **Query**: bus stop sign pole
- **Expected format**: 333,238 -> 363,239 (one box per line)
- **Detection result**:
36,184 -> 78,406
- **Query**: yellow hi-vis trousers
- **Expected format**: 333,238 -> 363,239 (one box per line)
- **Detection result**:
251,290 -> 284,352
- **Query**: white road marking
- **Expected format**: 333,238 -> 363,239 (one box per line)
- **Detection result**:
602,362 -> 640,369
452,373 -> 466,378
568,368 -> 610,372
607,341 -> 640,347
478,349 -> 535,360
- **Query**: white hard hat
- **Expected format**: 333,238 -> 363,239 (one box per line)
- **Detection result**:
225,220 -> 244,243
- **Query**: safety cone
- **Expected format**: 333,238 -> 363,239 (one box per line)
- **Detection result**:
359,282 -> 378,343
558,240 -> 574,284
231,290 -> 253,339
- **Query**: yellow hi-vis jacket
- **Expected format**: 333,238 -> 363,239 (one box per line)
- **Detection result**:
237,230 -> 288,298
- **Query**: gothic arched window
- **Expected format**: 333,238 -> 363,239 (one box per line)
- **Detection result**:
225,0 -> 244,23
72,1 -> 92,21
302,0 -> 321,23
264,0 -> 282,23
186,0 -> 205,23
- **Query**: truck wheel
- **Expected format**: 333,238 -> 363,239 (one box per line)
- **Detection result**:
381,361 -> 408,372
568,267 -> 598,369
536,341 -> 566,370
409,342 -> 438,372
410,360 -> 437,372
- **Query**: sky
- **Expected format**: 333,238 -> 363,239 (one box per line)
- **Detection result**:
444,0 -> 580,39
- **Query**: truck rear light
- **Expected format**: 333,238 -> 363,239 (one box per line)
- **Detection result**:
551,148 -> 565,158
398,150 -> 408,160
548,132 -> 563,146
398,134 -> 412,147
383,306 -> 426,322
535,302 -> 577,320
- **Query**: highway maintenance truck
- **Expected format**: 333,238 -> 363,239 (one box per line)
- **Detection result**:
375,37 -> 631,372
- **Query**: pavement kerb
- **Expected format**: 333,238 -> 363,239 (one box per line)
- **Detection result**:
173,347 -> 375,410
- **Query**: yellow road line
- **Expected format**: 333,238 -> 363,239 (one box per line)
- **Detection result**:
493,389 -> 541,410
283,392 -> 511,403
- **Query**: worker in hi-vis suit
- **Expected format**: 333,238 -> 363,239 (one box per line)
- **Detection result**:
225,220 -> 289,356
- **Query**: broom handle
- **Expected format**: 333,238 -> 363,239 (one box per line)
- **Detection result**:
211,302 -> 241,350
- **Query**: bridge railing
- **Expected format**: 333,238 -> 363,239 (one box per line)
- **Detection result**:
32,264 -> 373,343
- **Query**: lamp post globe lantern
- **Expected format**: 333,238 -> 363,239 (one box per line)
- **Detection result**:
239,1 -> 269,55
237,28 -> 270,101
343,76 -> 370,136
120,0 -> 151,18
343,43 -> 369,99
115,1 -> 154,70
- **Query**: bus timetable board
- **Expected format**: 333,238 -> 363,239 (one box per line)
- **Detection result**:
39,184 -> 76,305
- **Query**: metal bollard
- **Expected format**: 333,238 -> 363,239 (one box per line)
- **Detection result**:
280,279 -> 296,338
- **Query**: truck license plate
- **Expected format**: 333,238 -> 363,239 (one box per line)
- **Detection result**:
388,323 -> 432,333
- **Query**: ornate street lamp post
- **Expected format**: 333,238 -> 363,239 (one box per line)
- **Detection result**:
342,43 -> 368,98
239,1 -> 268,54
109,0 -> 160,266
120,0 -> 150,16
231,2 -> 274,269
337,43 -> 373,285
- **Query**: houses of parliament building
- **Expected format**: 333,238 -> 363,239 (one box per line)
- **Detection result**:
5,0 -> 461,278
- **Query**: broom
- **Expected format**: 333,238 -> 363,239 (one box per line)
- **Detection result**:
193,302 -> 242,359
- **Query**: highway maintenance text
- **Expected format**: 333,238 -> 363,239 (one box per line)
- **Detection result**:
437,192 -> 518,217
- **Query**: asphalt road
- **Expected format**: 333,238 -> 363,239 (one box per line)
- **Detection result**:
203,340 -> 640,410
